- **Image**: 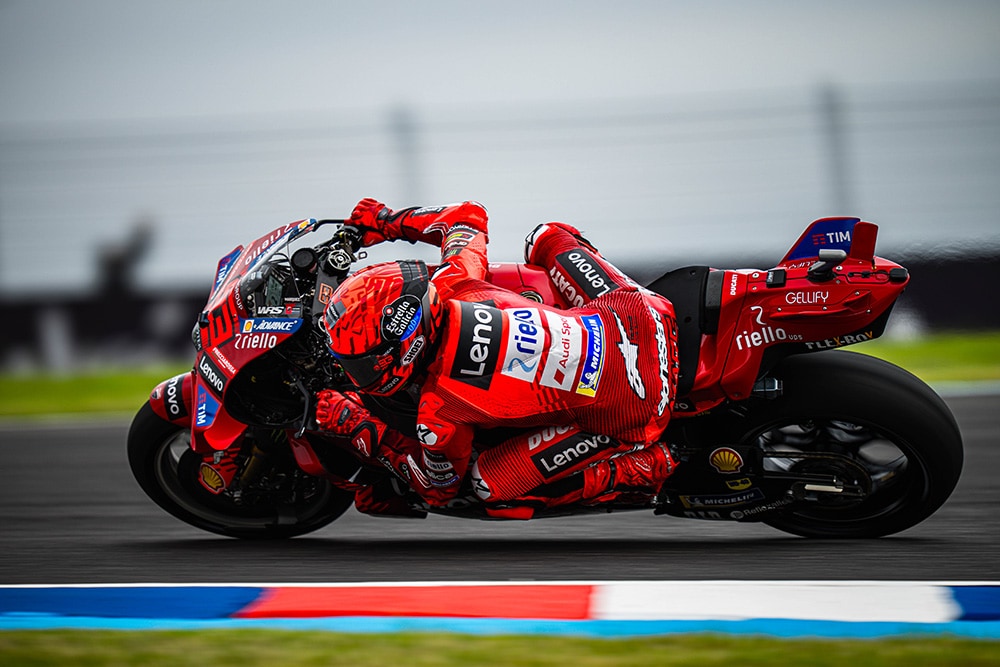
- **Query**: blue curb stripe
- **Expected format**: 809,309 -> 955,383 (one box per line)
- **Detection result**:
3,584 -> 1000,638
951,586 -> 1000,621
3,615 -> 1000,639
0,587 -> 264,620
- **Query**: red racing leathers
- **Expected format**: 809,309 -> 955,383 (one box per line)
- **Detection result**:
333,200 -> 680,514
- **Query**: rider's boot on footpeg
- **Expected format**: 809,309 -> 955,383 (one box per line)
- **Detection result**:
582,443 -> 676,502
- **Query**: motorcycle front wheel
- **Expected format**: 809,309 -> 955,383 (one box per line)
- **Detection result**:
731,351 -> 962,538
127,401 -> 354,539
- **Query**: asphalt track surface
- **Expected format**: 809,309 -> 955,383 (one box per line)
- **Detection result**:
1,393 -> 997,585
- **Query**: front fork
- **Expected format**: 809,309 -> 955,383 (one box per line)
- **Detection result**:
149,371 -> 371,496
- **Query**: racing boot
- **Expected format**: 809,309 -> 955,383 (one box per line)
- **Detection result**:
582,442 -> 676,502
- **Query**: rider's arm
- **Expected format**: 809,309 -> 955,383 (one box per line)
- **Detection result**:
314,387 -> 473,506
411,391 -> 475,506
348,198 -> 488,248
349,197 -> 491,297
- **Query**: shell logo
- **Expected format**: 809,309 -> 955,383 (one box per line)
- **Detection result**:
709,447 -> 744,473
199,463 -> 226,494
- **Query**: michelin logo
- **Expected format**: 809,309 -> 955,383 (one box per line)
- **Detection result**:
577,314 -> 604,397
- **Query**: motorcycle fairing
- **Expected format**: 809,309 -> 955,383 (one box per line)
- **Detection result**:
212,247 -> 243,296
148,372 -> 194,426
190,219 -> 319,453
779,217 -> 861,265
210,218 -> 315,298
488,262 -> 566,309
676,219 -> 909,412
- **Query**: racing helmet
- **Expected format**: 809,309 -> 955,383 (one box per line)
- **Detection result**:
323,260 -> 441,396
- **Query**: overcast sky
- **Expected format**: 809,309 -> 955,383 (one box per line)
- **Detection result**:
3,1 -> 999,124
1,1 -> 998,292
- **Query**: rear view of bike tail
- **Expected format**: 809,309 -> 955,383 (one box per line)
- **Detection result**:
651,217 -> 963,537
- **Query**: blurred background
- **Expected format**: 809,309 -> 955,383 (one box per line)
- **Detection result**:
2,0 -> 998,372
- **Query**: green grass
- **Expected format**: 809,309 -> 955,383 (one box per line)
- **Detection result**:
0,332 -> 997,418
852,331 -> 1000,383
0,364 -> 190,417
0,630 -> 997,666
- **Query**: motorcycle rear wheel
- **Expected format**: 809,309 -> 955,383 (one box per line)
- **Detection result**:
127,401 -> 354,539
739,351 -> 962,538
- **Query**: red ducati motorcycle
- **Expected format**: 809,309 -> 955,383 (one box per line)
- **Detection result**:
128,216 -> 963,539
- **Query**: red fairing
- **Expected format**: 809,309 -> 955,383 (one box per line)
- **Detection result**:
148,372 -> 195,426
189,220 -> 316,453
488,262 -> 567,309
684,219 -> 908,412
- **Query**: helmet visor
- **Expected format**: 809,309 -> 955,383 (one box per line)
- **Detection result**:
331,342 -> 397,390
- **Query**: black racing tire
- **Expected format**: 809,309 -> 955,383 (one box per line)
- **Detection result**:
734,351 -> 963,538
127,401 -> 354,539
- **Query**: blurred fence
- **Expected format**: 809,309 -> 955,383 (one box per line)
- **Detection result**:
1,80 -> 998,370
2,253 -> 997,373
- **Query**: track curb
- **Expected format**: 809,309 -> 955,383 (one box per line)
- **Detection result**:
2,581 -> 998,638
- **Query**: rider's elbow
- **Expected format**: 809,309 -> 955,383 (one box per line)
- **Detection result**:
455,201 -> 489,237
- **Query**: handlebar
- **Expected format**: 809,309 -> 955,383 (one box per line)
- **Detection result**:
315,219 -> 363,252
310,219 -> 363,274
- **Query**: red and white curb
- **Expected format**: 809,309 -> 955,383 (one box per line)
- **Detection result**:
2,581 -> 998,637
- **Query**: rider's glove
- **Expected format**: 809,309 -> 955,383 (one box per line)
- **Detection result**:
348,197 -> 392,247
315,389 -> 388,459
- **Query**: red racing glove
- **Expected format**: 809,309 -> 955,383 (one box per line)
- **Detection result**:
314,389 -> 388,460
348,197 -> 392,247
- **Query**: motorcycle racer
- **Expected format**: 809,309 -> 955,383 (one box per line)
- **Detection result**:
316,198 -> 680,518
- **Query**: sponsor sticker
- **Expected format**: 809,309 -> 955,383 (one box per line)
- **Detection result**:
380,295 -> 422,341
539,311 -> 582,392
442,226 -> 478,259
240,318 -> 303,334
450,302 -> 502,389
195,385 -> 220,428
500,307 -> 544,383
530,432 -> 615,480
576,314 -> 605,397
233,332 -> 279,350
783,217 -> 858,262
400,335 -> 426,366
803,329 -> 876,351
649,307 -> 671,415
163,375 -> 187,419
212,247 -> 242,294
549,265 -> 586,307
199,464 -> 226,493
197,354 -> 227,396
554,250 -> 616,301
709,447 -> 744,473
680,488 -> 765,508
726,477 -> 753,491
423,450 -> 458,487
